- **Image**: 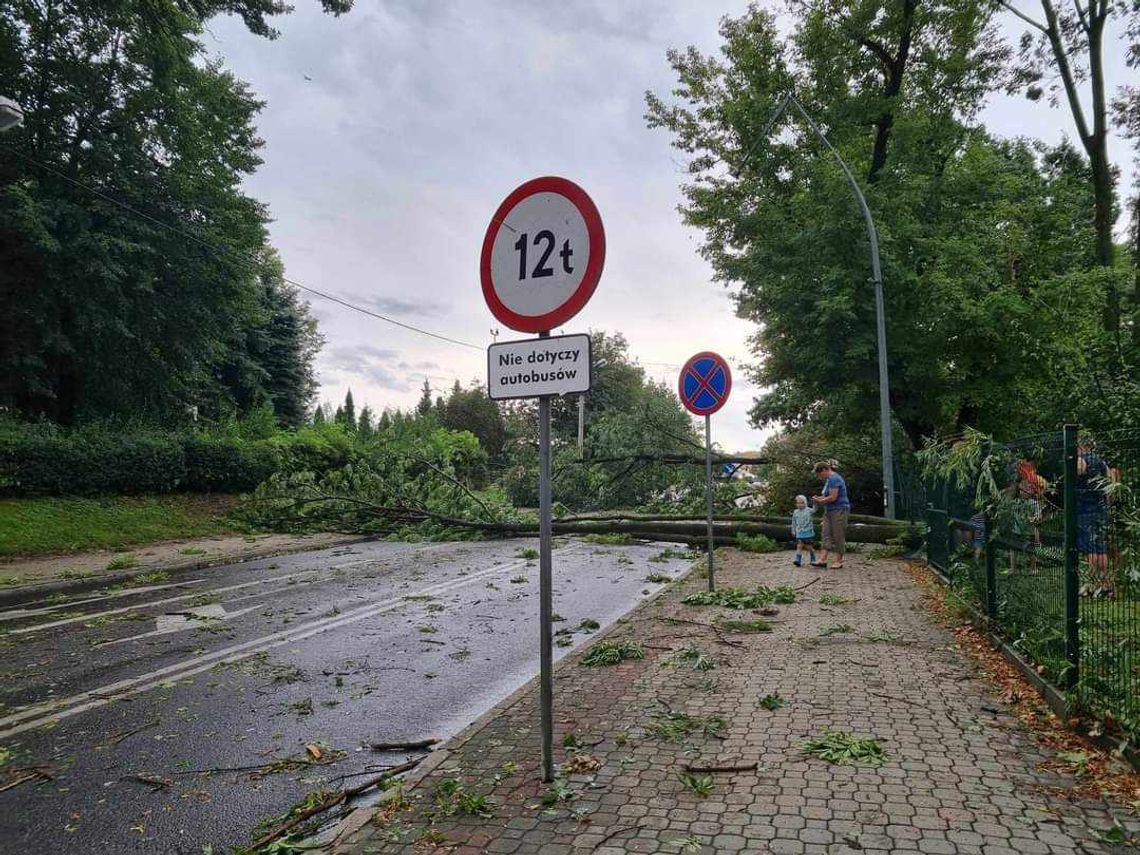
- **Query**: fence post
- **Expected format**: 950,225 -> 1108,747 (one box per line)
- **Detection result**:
1063,424 -> 1080,693
984,513 -> 997,620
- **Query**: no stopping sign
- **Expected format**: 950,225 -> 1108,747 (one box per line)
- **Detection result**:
679,352 -> 732,416
480,176 -> 605,333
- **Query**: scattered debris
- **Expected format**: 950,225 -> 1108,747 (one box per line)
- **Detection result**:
674,646 -> 715,672
249,758 -> 421,851
801,730 -> 886,766
682,586 -> 795,609
581,640 -> 645,667
648,710 -> 726,743
759,693 -> 786,711
678,771 -> 713,796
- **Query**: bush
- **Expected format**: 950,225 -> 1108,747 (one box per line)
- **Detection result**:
181,436 -> 281,492
0,421 -> 186,495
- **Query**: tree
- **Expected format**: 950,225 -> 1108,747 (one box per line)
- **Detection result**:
439,382 -> 507,459
357,405 -> 375,438
214,255 -> 321,427
0,0 -> 347,425
312,404 -> 327,426
339,389 -> 356,430
416,380 -> 433,417
1003,0 -> 1139,329
647,3 -> 1103,446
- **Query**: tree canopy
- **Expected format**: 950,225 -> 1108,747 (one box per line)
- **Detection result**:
0,0 -> 339,426
647,1 -> 1137,447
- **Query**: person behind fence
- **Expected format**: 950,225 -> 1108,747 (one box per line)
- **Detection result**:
1076,441 -> 1115,598
790,495 -> 816,568
811,461 -> 850,569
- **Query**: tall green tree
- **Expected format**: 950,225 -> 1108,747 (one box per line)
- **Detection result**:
415,380 -> 433,417
1002,0 -> 1138,329
439,381 -> 507,459
647,3 -> 1104,445
0,0 -> 345,425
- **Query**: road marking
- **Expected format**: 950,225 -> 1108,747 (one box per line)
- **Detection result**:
8,579 -> 281,635
95,604 -> 265,647
0,551 -> 545,738
0,581 -> 208,622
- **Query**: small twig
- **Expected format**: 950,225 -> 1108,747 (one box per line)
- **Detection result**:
795,576 -> 821,591
592,825 -> 639,851
108,716 -> 161,746
682,762 -> 758,773
0,769 -> 53,793
368,738 -> 439,752
124,773 -> 173,790
867,690 -> 926,708
170,755 -> 341,776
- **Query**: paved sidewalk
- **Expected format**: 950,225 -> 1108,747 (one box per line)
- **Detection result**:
336,550 -> 1138,854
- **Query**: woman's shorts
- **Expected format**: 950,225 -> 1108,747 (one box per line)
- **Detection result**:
822,510 -> 848,552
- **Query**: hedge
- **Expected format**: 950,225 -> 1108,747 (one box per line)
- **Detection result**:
0,424 -> 357,497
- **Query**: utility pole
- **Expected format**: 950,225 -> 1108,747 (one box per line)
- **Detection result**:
578,394 -> 586,458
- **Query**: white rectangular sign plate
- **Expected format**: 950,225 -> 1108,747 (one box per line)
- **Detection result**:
487,333 -> 592,400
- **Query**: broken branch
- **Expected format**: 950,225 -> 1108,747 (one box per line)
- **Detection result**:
368,738 -> 440,752
682,762 -> 758,773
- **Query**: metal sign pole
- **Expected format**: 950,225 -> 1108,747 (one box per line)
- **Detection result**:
537,334 -> 555,784
705,414 -> 715,592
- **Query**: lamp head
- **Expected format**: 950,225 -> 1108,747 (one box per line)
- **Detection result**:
0,97 -> 24,132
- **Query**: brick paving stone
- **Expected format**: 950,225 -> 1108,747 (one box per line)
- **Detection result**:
335,551 -> 1134,854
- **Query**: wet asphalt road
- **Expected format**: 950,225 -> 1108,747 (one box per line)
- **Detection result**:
0,537 -> 690,854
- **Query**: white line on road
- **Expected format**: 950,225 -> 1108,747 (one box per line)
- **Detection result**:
0,581 -> 208,622
8,578 -> 284,635
0,551 -> 543,738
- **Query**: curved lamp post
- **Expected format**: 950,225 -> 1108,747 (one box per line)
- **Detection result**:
756,92 -> 895,518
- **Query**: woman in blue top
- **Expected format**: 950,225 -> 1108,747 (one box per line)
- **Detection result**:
811,461 -> 851,569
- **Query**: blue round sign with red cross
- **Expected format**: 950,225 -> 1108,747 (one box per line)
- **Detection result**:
679,351 -> 732,416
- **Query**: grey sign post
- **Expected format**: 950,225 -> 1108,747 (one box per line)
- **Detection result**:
481,177 -> 605,783
678,352 -> 732,593
704,415 -> 715,590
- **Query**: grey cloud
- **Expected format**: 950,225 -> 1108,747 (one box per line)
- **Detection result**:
353,294 -> 448,317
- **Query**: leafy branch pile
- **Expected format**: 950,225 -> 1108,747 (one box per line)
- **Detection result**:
683,586 -> 797,610
581,640 -> 645,667
801,731 -> 887,766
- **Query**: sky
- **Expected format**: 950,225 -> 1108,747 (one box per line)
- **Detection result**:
206,0 -> 1133,452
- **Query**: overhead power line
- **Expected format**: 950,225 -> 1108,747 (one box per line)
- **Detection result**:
0,143 -> 483,351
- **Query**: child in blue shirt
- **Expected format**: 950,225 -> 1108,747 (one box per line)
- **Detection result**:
791,495 -> 816,567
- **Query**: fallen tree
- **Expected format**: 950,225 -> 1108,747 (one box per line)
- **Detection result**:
246,463 -> 919,546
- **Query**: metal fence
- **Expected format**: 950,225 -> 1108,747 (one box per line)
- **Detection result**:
919,425 -> 1140,744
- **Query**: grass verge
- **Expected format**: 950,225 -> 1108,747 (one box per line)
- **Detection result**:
0,494 -> 242,557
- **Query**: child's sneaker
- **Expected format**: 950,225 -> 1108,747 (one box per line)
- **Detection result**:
793,558 -> 802,567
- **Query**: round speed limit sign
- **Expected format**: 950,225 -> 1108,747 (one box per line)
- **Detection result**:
480,176 -> 605,333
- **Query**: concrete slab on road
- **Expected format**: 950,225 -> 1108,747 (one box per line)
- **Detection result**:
0,535 -> 694,854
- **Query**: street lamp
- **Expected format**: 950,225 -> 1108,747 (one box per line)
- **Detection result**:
755,92 -> 896,518
0,97 -> 24,132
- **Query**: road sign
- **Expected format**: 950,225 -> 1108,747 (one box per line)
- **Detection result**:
679,351 -> 732,416
480,176 -> 605,333
679,351 -> 733,594
488,334 -> 591,400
